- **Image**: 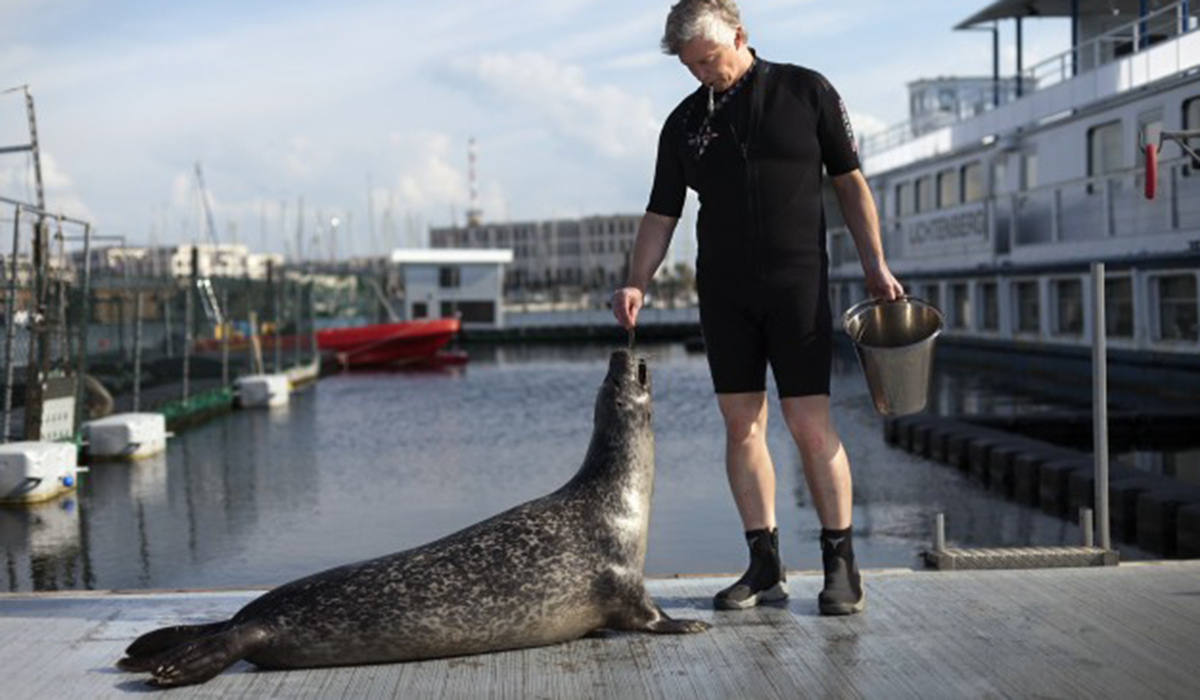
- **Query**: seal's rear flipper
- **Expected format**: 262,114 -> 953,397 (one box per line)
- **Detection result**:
144,624 -> 270,688
119,622 -> 229,670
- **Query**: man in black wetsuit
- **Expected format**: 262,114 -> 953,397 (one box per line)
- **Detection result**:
613,0 -> 904,615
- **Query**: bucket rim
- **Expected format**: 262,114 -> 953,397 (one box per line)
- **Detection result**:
842,295 -> 944,346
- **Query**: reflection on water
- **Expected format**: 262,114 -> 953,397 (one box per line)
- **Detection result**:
1,342 -> 1155,592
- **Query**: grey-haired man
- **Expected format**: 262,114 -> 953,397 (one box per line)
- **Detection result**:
613,0 -> 903,614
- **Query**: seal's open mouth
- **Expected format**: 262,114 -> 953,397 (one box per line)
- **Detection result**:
637,359 -> 647,387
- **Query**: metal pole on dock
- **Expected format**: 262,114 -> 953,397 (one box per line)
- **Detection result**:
308,281 -> 317,364
54,218 -> 68,367
23,219 -> 48,440
1091,262 -> 1112,552
73,223 -> 93,434
220,289 -> 229,387
2,208 -> 22,442
273,281 -> 282,373
163,292 -> 173,358
292,277 -> 301,370
183,279 -> 193,403
132,292 -> 143,412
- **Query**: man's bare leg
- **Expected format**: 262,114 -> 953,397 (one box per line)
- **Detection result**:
712,392 -> 787,609
718,392 -> 775,530
781,395 -> 864,615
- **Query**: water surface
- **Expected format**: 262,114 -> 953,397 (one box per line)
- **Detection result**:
1,343 -> 1150,592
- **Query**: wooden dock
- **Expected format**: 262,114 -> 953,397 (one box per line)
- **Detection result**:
3,562 -> 1199,698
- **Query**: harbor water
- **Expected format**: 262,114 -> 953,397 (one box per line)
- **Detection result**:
1,342 -> 1153,593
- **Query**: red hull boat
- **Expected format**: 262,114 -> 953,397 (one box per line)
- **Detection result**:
316,318 -> 461,368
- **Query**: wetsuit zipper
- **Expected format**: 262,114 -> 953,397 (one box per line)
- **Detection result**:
731,120 -> 765,285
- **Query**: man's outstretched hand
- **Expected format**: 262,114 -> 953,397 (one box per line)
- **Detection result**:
612,287 -> 644,329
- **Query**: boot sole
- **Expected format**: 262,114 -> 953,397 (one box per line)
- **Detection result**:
713,583 -> 789,610
818,591 -> 866,616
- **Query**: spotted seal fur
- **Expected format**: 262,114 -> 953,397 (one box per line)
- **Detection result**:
118,350 -> 708,687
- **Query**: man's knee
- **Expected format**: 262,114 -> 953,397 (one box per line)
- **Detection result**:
783,404 -> 838,461
718,395 -> 768,445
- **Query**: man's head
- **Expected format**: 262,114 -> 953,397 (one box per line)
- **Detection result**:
661,0 -> 752,92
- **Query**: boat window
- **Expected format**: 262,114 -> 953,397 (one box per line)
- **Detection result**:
1106,276 -> 1134,338
979,282 -> 999,331
897,182 -> 914,217
922,283 -> 941,311
1087,121 -> 1124,177
991,159 -> 1008,195
412,302 -> 428,319
962,162 -> 984,202
1184,97 -> 1200,167
1022,151 -> 1038,190
443,301 -> 495,324
950,283 -> 970,330
1156,274 -> 1198,342
938,89 -> 956,113
937,168 -> 959,208
1053,279 -> 1084,336
439,267 -> 461,289
1014,281 -> 1040,333
917,175 -> 935,213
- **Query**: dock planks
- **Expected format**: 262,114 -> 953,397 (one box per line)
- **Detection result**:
2,563 -> 1199,698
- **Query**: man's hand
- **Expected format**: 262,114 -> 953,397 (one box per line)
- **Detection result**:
864,260 -> 904,302
612,287 -> 644,329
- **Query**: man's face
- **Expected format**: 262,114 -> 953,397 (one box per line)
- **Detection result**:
678,30 -> 744,91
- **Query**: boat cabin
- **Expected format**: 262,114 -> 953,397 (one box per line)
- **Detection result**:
389,249 -> 514,329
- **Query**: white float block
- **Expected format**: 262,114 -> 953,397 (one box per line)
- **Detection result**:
236,374 -> 291,408
84,413 -> 168,460
0,441 -> 79,505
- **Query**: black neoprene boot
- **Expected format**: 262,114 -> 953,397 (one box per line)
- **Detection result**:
818,526 -> 865,615
713,528 -> 788,610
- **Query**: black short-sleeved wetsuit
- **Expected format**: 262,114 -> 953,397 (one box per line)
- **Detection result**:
646,54 -> 859,397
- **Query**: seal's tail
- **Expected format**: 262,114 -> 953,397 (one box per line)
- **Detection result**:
117,622 -> 227,671
120,622 -> 270,688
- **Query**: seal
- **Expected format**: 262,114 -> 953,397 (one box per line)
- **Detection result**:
118,350 -> 708,687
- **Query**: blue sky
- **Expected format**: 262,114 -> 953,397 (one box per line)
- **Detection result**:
0,0 -> 1069,259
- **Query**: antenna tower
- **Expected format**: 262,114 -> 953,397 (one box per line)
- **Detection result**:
466,137 -> 482,227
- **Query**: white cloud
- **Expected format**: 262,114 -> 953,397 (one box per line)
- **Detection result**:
389,131 -> 469,210
602,51 -> 665,71
849,110 -> 889,137
0,1 -> 1082,255
447,51 -> 659,161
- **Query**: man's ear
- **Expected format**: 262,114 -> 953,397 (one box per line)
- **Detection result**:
734,26 -> 746,49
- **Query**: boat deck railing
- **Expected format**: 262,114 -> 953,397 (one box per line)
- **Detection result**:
831,153 -> 1200,273
860,1 -> 1199,157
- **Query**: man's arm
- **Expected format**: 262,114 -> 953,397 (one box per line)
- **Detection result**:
612,211 -> 679,328
831,169 -> 904,301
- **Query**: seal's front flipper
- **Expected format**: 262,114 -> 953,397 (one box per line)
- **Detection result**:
145,624 -> 269,688
608,594 -> 710,635
118,622 -> 229,671
641,605 -> 710,635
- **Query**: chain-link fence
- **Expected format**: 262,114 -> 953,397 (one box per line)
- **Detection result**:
1,201 -> 319,442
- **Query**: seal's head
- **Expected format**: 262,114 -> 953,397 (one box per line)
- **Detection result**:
595,350 -> 651,431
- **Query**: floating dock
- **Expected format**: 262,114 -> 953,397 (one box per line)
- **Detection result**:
2,563 -> 1198,698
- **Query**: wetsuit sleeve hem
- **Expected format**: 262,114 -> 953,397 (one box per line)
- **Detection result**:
816,75 -> 861,177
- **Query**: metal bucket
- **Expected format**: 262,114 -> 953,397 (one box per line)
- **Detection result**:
843,296 -> 943,416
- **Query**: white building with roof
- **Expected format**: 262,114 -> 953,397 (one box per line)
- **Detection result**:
390,249 -> 514,329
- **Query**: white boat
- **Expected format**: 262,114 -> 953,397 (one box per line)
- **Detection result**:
832,1 -> 1200,374
0,442 -> 78,505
